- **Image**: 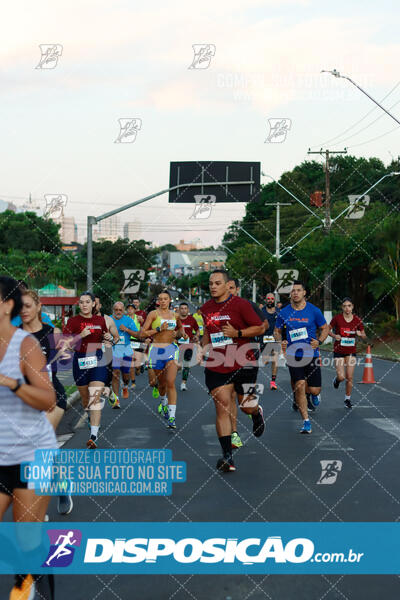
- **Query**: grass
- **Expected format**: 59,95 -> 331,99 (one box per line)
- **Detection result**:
65,384 -> 78,397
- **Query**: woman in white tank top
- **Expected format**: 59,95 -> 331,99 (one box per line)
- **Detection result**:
0,276 -> 56,524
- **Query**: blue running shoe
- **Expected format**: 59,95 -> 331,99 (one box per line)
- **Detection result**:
300,420 -> 312,434
311,394 -> 320,407
167,417 -> 176,429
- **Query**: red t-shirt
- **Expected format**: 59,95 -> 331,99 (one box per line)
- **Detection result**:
201,295 -> 262,373
135,310 -> 147,323
330,314 -> 364,354
64,314 -> 107,354
179,315 -> 199,341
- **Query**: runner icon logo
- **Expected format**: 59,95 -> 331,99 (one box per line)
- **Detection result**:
190,195 -> 216,220
317,460 -> 343,485
188,44 -> 216,69
42,529 -> 82,567
114,118 -> 142,143
35,44 -> 63,69
265,119 -> 292,143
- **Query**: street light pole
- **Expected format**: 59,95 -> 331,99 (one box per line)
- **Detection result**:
265,202 -> 291,259
86,179 -> 255,291
322,69 -> 400,126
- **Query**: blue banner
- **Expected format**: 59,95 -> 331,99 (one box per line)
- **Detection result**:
0,522 -> 398,574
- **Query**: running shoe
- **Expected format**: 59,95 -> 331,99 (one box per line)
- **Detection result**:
270,380 -> 277,391
112,399 -> 121,409
300,420 -> 312,434
216,454 -> 236,472
252,405 -> 265,437
152,386 -> 159,399
163,405 -> 169,420
167,417 -> 176,429
130,382 -> 136,390
231,432 -> 243,449
157,401 -> 163,414
344,399 -> 353,409
86,435 -> 97,449
122,386 -> 129,399
311,394 -> 320,407
57,495 -> 73,515
108,391 -> 119,408
140,365 -> 144,374
307,395 -> 315,412
333,377 -> 340,389
10,574 -> 35,600
180,382 -> 187,391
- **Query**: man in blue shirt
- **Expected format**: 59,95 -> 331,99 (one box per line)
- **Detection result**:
111,302 -> 141,405
274,281 -> 329,434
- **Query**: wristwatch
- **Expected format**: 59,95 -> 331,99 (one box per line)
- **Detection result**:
237,330 -> 243,338
11,378 -> 24,393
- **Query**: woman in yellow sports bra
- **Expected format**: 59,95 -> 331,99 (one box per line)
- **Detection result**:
143,290 -> 184,430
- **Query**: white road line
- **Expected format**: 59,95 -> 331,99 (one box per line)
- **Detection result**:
365,418 -> 400,440
116,428 -> 151,445
377,386 -> 400,398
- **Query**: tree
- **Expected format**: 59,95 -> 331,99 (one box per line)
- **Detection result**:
0,211 -> 61,254
369,216 -> 400,321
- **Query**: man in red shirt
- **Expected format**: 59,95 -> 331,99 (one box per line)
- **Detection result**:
329,297 -> 366,408
131,298 -> 147,325
200,270 -> 265,473
176,302 -> 199,391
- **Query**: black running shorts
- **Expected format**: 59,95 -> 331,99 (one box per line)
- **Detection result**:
205,367 -> 259,394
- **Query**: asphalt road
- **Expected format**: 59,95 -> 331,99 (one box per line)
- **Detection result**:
2,352 -> 400,599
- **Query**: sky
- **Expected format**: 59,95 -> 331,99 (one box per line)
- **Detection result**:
1,0 -> 400,247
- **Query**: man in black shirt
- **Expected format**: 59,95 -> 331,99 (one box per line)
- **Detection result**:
261,293 -> 279,390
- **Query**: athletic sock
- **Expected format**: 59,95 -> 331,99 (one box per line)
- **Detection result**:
161,395 -> 168,406
218,435 -> 232,457
345,395 -> 351,400
271,375 -> 276,381
90,426 -> 99,438
168,405 -> 176,418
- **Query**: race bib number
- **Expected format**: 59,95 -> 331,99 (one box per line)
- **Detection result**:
161,319 -> 176,330
340,337 -> 355,347
116,336 -> 126,345
289,327 -> 308,342
130,341 -> 141,349
78,356 -> 98,369
210,332 -> 233,348
263,335 -> 275,343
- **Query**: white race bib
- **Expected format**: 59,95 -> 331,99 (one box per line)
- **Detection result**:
263,335 -> 275,343
289,327 -> 308,342
78,356 -> 98,369
161,319 -> 176,330
116,337 -> 126,345
210,332 -> 233,348
340,337 -> 355,347
130,341 -> 141,349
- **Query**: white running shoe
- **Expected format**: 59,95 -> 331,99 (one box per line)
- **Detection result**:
180,382 -> 187,391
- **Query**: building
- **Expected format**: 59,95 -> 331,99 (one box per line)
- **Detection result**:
123,220 -> 142,242
165,250 -> 227,277
175,238 -> 204,251
94,215 -> 121,242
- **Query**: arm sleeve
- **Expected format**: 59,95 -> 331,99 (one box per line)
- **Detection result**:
242,300 -> 263,327
314,306 -> 327,327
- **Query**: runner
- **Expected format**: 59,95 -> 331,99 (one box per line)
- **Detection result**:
126,303 -> 143,380
132,298 -> 147,326
201,270 -> 265,472
329,297 -> 366,408
19,289 -> 73,516
176,302 -> 199,391
226,278 -> 266,451
142,291 -> 184,429
274,281 -> 329,434
0,277 -> 56,600
11,280 -> 54,327
94,296 -> 119,408
193,307 -> 204,337
111,301 -> 141,404
261,293 -> 279,391
63,292 -> 109,449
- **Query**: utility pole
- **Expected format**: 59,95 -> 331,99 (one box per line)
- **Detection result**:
265,202 -> 291,259
307,148 -> 347,323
